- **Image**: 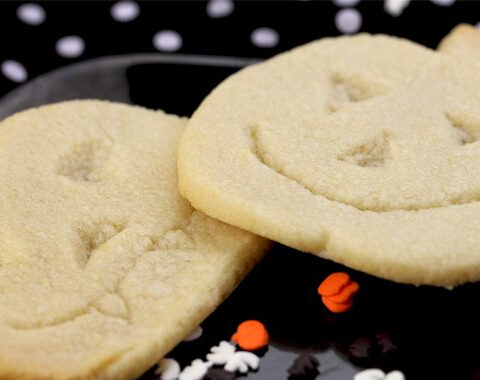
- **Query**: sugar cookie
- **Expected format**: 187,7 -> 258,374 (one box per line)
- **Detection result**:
0,100 -> 267,380
178,25 -> 480,286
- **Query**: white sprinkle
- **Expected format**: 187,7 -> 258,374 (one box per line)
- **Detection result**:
153,30 -> 183,52
155,358 -> 181,380
384,0 -> 411,16
353,368 -> 405,380
16,3 -> 45,25
354,369 -> 385,380
206,341 -> 236,365
335,8 -> 362,34
333,0 -> 361,7
430,0 -> 455,6
56,36 -> 85,58
179,359 -> 211,380
183,326 -> 203,342
251,27 -> 279,48
224,351 -> 259,374
206,0 -> 234,18
1,60 -> 28,83
354,368 -> 386,380
110,1 -> 140,22
384,371 -> 406,380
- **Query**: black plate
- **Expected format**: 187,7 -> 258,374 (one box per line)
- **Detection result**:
1,54 -> 480,380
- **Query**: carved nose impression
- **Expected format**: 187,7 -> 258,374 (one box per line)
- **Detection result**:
337,132 -> 390,168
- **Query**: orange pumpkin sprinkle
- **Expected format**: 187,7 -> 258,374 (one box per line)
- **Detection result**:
318,272 -> 359,313
322,297 -> 353,313
232,320 -> 269,351
317,272 -> 351,297
326,280 -> 359,304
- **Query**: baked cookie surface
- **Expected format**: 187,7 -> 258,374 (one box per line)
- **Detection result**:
0,100 -> 267,380
178,24 -> 480,287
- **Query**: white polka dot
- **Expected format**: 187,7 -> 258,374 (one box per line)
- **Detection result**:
183,326 -> 203,342
56,36 -> 85,58
251,27 -> 279,48
335,8 -> 362,34
384,0 -> 411,16
16,3 -> 45,25
1,60 -> 28,83
333,0 -> 361,7
110,1 -> 140,22
153,30 -> 182,52
206,0 -> 234,18
430,0 -> 455,6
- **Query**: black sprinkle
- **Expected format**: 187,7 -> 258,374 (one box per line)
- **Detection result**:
203,368 -> 236,380
349,337 -> 374,360
376,333 -> 398,355
287,354 -> 320,379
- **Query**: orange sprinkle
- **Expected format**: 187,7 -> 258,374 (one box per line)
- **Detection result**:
322,296 -> 353,313
232,320 -> 269,351
317,272 -> 351,297
318,272 -> 359,313
326,280 -> 359,303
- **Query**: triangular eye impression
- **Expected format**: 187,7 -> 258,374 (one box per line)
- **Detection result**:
337,133 -> 390,168
327,74 -> 385,113
446,113 -> 477,146
77,221 -> 127,268
58,140 -> 111,182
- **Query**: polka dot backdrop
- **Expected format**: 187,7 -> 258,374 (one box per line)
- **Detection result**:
0,0 -> 479,97
2,2 -> 480,380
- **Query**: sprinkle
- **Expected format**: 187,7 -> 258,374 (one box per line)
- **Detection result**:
348,337 -> 374,360
206,341 -> 236,365
353,368 -> 405,380
384,371 -> 405,380
318,272 -> 359,313
179,359 -> 211,380
317,272 -> 351,296
375,333 -> 398,355
321,296 -> 353,313
287,354 -> 319,378
155,358 -> 181,380
353,368 -> 386,380
231,320 -> 269,351
326,281 -> 359,303
224,351 -> 260,373
203,368 -> 236,380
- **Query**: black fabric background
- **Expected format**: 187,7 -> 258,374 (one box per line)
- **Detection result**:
1,0 -> 479,98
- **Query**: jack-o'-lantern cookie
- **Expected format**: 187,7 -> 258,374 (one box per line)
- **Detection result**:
0,100 -> 267,380
178,24 -> 480,287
